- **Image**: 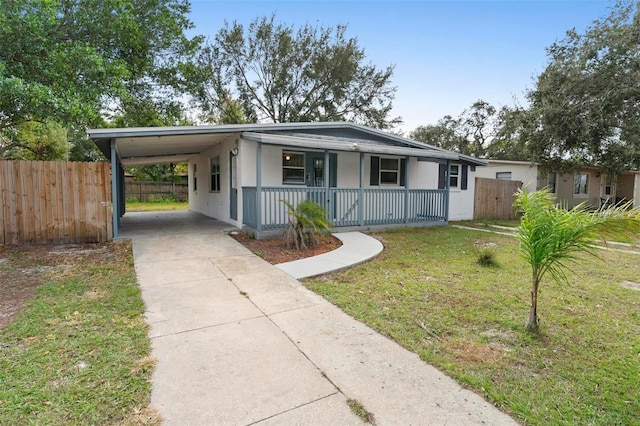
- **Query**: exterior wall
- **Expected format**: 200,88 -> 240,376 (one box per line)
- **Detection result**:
554,170 -> 601,208
189,138 -> 241,228
448,165 -> 476,220
474,161 -> 538,192
616,173 -> 635,202
635,174 -> 640,208
199,138 -> 478,225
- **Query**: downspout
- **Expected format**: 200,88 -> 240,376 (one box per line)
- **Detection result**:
445,160 -> 451,222
256,142 -> 262,232
110,139 -> 119,238
404,155 -> 410,223
359,152 -> 364,226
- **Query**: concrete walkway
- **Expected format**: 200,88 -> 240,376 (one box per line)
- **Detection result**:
276,232 -> 384,279
123,211 -> 517,425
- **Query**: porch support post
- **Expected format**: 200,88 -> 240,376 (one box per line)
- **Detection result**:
256,142 -> 262,232
445,160 -> 451,222
110,139 -> 119,239
404,156 -> 410,223
359,152 -> 365,226
324,150 -> 330,219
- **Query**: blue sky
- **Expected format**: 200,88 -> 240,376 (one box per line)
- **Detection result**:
188,0 -> 613,132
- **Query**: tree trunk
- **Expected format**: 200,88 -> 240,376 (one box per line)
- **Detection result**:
526,275 -> 539,331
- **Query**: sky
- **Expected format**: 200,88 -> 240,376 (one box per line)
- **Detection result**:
187,0 -> 614,133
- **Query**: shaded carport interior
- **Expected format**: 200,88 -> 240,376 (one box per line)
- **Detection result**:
92,127 -> 243,237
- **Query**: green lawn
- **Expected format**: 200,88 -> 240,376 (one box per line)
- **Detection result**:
305,226 -> 640,425
0,242 -> 156,425
126,200 -> 188,212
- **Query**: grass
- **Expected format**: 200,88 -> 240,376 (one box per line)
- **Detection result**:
126,200 -> 188,212
0,242 -> 157,425
305,226 -> 640,425
347,398 -> 376,424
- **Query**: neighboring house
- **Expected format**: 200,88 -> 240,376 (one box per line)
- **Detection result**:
89,122 -> 487,238
475,159 -> 640,209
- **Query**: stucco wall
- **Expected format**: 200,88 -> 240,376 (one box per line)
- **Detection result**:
554,170 -> 601,208
189,138 -> 241,227
474,162 -> 538,192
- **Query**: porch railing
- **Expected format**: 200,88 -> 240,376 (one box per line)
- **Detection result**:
242,186 -> 447,230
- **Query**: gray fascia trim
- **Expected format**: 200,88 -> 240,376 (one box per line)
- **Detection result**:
241,132 -> 459,161
87,121 -> 352,140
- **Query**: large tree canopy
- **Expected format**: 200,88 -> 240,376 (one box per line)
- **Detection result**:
189,15 -> 400,129
526,0 -> 640,174
0,0 -> 201,160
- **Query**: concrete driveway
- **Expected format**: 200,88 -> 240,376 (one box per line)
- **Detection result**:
124,211 -> 517,425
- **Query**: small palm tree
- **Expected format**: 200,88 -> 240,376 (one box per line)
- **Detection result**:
514,188 -> 640,332
280,199 -> 331,249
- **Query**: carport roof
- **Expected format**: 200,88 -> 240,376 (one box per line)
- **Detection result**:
88,121 -> 487,166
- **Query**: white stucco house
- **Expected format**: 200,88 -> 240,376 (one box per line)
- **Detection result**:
90,122 -> 487,238
476,159 -> 640,209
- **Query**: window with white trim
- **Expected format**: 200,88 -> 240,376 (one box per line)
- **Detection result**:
210,156 -> 220,192
574,173 -> 588,196
380,158 -> 400,185
604,175 -> 613,196
450,165 -> 459,188
282,152 -> 305,184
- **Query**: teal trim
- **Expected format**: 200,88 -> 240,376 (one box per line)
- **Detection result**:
404,156 -> 410,223
358,152 -> 365,226
445,160 -> 451,222
256,143 -> 262,232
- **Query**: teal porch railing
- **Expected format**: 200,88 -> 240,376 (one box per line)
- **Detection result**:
242,187 -> 447,230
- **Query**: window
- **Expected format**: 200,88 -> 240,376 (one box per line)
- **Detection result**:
380,158 -> 399,184
193,163 -> 197,192
574,173 -> 588,196
604,175 -> 613,196
282,152 -> 305,184
496,172 -> 512,181
210,156 -> 220,192
449,165 -> 459,188
547,172 -> 556,193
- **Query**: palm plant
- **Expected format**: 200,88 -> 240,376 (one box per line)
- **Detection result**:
280,199 -> 331,249
514,188 -> 640,332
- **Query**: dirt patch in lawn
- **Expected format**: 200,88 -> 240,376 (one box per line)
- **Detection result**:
0,243 -> 119,330
230,232 -> 342,264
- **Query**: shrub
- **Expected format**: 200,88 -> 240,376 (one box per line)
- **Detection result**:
280,199 -> 331,249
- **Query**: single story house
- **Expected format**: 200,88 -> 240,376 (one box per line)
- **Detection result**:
89,122 -> 487,238
475,159 -> 640,209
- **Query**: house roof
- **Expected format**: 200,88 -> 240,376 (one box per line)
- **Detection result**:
88,122 -> 488,166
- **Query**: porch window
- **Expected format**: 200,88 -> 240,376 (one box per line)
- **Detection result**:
547,172 -> 556,193
210,156 -> 220,192
604,175 -> 613,196
574,173 -> 588,196
450,165 -> 459,188
380,158 -> 399,185
193,163 -> 197,192
282,152 -> 305,184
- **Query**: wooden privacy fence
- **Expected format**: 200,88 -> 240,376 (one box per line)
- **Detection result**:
474,177 -> 523,220
0,161 -> 112,244
125,181 -> 188,202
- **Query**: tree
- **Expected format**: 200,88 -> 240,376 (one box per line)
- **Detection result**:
410,115 -> 467,153
190,15 -> 400,129
2,120 -> 70,161
486,105 -> 532,161
525,0 -> 640,175
0,0 -> 201,160
281,200 -> 331,249
410,100 -> 497,157
514,188 -> 640,332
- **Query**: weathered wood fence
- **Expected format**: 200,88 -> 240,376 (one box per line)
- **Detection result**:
124,181 -> 188,202
0,161 -> 112,244
474,177 -> 523,220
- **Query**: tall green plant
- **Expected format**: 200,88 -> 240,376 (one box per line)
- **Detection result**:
280,199 -> 331,249
514,188 -> 640,331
